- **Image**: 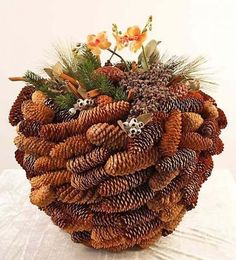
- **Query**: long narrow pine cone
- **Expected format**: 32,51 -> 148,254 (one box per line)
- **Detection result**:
86,123 -> 128,150
160,110 -> 182,157
182,112 -> 204,132
9,86 -> 35,126
18,120 -> 42,137
30,185 -> 56,207
40,101 -> 130,142
34,156 -> 67,172
104,147 -> 159,176
67,148 -> 109,174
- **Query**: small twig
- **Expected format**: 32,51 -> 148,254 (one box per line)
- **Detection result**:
65,80 -> 82,99
9,77 -> 25,82
107,48 -> 129,71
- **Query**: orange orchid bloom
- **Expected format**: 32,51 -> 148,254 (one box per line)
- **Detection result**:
87,32 -> 111,55
126,26 -> 147,52
113,33 -> 129,50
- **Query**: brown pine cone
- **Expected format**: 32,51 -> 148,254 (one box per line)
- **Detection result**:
149,170 -> 179,192
180,132 -> 213,151
217,108 -> 227,129
15,149 -> 25,168
199,119 -> 219,138
182,112 -> 204,132
30,170 -> 72,188
40,101 -> 130,142
21,100 -> 54,124
94,66 -> 125,82
169,82 -> 189,99
97,168 -> 152,197
163,208 -> 186,231
86,123 -> 127,150
202,101 -> 219,119
30,185 -> 55,207
104,147 -> 159,176
204,136 -> 224,156
14,135 -> 55,156
34,156 -> 67,172
50,135 -> 93,159
23,154 -> 38,179
18,120 -> 42,137
128,123 -> 163,153
31,90 -> 47,104
71,231 -> 91,245
159,203 -> 185,222
95,95 -> 113,107
9,86 -> 35,126
160,110 -> 182,157
71,166 -> 109,190
67,148 -> 109,174
91,185 -> 155,213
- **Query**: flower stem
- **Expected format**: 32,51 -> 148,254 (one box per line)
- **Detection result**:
107,48 -> 129,71
108,46 -> 117,61
142,45 -> 149,70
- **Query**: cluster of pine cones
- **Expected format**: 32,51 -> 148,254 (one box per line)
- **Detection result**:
9,64 -> 227,251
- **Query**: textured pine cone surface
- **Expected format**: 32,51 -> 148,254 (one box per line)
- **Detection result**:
9,55 -> 227,251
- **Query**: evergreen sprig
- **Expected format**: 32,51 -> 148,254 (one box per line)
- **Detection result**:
54,92 -> 77,110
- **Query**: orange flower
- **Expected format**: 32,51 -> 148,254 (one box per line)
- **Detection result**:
126,26 -> 147,52
113,34 -> 129,50
87,32 -> 111,55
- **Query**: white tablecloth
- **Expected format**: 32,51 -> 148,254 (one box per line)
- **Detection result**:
0,169 -> 236,260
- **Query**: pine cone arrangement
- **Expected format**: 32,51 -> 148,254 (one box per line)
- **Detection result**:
9,17 -> 227,252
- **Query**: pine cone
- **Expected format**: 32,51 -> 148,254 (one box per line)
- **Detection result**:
182,112 -> 204,132
128,123 -> 163,153
72,231 -> 91,245
204,136 -> 224,155
30,185 -> 55,207
21,100 -> 54,124
71,166 -> 109,190
160,110 -> 182,157
156,149 -> 197,173
40,101 -> 130,142
95,66 -> 125,82
86,123 -> 127,150
169,82 -> 189,98
23,154 -> 38,179
50,135 -> 93,159
31,90 -> 47,104
159,203 -> 185,222
199,119 -> 219,138
95,95 -> 113,107
163,208 -> 186,231
104,147 -> 159,176
15,149 -> 25,167
67,148 -> 109,174
202,101 -> 219,119
18,120 -> 42,137
97,168 -> 152,197
14,135 -> 55,156
30,170 -> 72,188
180,132 -> 213,151
91,185 -> 155,213
217,108 -> 227,129
149,170 -> 179,192
9,86 -> 35,126
34,156 -> 67,172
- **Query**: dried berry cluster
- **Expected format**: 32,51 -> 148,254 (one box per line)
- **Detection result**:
10,78 -> 226,251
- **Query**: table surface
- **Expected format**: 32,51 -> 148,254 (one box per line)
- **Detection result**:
0,169 -> 236,260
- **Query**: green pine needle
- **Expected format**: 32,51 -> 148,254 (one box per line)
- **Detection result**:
54,92 -> 77,110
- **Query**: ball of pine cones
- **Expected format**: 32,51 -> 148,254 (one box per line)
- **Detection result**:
9,54 -> 227,252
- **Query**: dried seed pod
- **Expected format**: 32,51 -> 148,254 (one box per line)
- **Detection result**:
40,101 -> 130,142
97,168 -> 152,197
14,135 -> 55,156
128,123 -> 163,153
86,123 -> 127,150
160,110 -> 182,157
21,100 -> 54,124
71,166 -> 109,190
182,112 -> 204,132
67,148 -> 109,174
105,147 -> 159,176
30,170 -> 72,188
94,66 -> 125,82
34,156 -> 67,172
50,135 -> 93,159
30,185 -> 55,207
149,170 -> 179,192
31,90 -> 48,104
217,108 -> 227,129
91,185 -> 155,213
95,95 -> 113,106
180,132 -> 213,151
156,149 -> 197,173
9,86 -> 35,126
18,120 -> 42,137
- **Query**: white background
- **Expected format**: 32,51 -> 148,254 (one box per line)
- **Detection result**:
0,0 -> 235,176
